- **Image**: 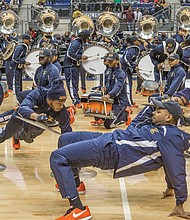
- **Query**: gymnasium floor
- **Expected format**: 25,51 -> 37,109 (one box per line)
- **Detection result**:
0,80 -> 190,220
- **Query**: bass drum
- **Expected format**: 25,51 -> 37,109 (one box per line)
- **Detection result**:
25,49 -> 41,79
137,54 -> 155,81
82,45 -> 110,75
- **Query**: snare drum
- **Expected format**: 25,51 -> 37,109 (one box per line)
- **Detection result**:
86,96 -> 114,118
141,80 -> 159,96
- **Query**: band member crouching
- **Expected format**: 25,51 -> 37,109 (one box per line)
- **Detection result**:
63,30 -> 90,108
0,79 -> 72,149
91,52 -> 130,129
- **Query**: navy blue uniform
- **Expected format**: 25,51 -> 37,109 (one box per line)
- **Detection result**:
181,46 -> 190,77
149,42 -> 183,82
1,35 -> 18,90
63,38 -> 83,105
10,43 -> 29,96
164,64 -> 186,96
34,62 -> 60,88
53,60 -> 62,75
120,45 -> 140,105
0,87 -> 72,143
50,104 -> 190,206
172,33 -> 185,44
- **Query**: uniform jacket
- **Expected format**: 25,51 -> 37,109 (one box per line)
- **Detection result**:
105,66 -> 129,107
164,64 -> 186,96
172,34 -> 185,44
111,105 -> 190,206
149,43 -> 183,66
63,38 -> 83,67
34,62 -> 60,88
17,87 -> 72,134
11,43 -> 29,69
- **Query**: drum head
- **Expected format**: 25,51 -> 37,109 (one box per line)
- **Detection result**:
82,45 -> 109,75
25,49 -> 41,79
138,54 -> 155,81
142,80 -> 159,91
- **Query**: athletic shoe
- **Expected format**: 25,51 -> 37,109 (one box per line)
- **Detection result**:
12,137 -> 20,150
55,181 -> 86,195
90,119 -> 104,126
55,206 -> 92,220
81,88 -> 86,94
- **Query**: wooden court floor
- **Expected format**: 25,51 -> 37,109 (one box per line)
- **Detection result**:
1,80 -> 190,220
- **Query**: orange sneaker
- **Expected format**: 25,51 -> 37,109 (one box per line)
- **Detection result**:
55,182 -> 86,195
12,137 -> 20,150
55,206 -> 92,220
81,88 -> 86,93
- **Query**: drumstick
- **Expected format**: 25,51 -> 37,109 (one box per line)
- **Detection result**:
138,68 -> 153,73
102,76 -> 108,116
87,54 -> 100,58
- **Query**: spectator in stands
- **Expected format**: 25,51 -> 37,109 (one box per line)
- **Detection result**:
121,6 -> 135,31
10,0 -> 19,14
143,8 -> 150,15
154,2 -> 165,25
133,8 -> 142,31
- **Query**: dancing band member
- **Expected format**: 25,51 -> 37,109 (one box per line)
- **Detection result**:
10,34 -> 32,97
63,30 -> 90,108
50,99 -> 190,220
172,28 -> 187,44
0,79 -> 72,149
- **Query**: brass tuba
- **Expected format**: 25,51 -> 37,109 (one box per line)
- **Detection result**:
36,9 -> 59,33
0,10 -> 19,60
176,6 -> 190,31
96,12 -> 120,37
72,14 -> 94,36
136,15 -> 159,40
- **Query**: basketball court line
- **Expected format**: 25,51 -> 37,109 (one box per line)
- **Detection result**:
119,177 -> 132,220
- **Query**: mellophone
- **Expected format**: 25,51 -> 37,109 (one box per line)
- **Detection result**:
81,92 -> 115,119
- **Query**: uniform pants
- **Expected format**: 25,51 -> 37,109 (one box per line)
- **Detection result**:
13,68 -> 23,97
64,66 -> 80,105
0,112 -> 44,143
50,132 -> 118,199
5,60 -> 14,90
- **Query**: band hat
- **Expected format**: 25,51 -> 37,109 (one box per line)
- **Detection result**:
168,53 -> 180,60
36,49 -> 51,57
106,52 -> 119,61
130,36 -> 139,42
50,49 -> 58,56
47,79 -> 66,100
174,88 -> 190,106
22,34 -> 31,40
151,99 -> 182,121
166,37 -> 176,53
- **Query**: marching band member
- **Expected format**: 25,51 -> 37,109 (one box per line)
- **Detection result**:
149,37 -> 183,82
172,27 -> 187,44
50,99 -> 190,220
63,30 -> 90,108
120,35 -> 142,107
91,52 -> 130,128
163,53 -> 186,97
181,36 -> 190,78
0,79 -> 72,150
1,33 -> 18,93
37,32 -> 57,49
10,34 -> 32,98
50,48 -> 62,75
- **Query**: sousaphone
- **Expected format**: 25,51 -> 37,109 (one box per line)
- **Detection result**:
176,6 -> 190,31
0,10 -> 20,60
